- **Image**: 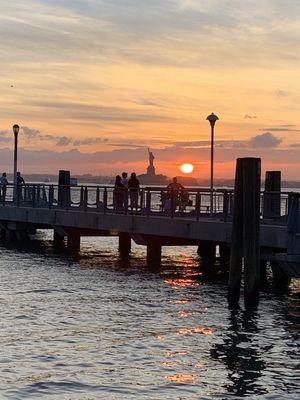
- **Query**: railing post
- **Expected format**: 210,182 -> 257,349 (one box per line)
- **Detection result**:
146,190 -> 151,216
170,190 -> 175,218
196,192 -> 200,221
32,185 -> 36,207
223,190 -> 228,222
140,189 -> 144,211
96,186 -> 100,208
17,183 -> 21,207
36,185 -> 41,205
84,187 -> 88,211
103,187 -> 108,213
124,188 -> 128,214
79,186 -> 84,208
49,185 -> 54,209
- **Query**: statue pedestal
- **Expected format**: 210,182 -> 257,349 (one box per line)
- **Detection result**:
147,166 -> 156,176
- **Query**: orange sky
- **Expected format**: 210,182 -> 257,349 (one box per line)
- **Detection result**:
0,1 -> 300,179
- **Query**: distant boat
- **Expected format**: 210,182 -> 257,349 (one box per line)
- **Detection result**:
44,177 -> 51,183
70,177 -> 78,186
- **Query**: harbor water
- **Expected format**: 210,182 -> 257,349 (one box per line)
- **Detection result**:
0,233 -> 299,399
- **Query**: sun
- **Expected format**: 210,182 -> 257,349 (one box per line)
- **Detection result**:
180,163 -> 194,174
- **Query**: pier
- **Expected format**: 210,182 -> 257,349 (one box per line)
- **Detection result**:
0,162 -> 299,308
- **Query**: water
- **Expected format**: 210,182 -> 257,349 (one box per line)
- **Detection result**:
0,233 -> 299,399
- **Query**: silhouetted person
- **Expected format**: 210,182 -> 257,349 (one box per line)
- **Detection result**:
121,172 -> 128,209
0,172 -> 8,202
16,172 -> 25,200
166,177 -> 185,212
128,172 -> 140,212
17,171 -> 25,186
114,175 -> 126,212
121,172 -> 128,187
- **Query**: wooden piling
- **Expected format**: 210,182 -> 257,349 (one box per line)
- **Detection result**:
198,242 -> 216,268
58,170 -> 71,208
228,158 -> 261,308
242,158 -> 261,308
119,232 -> 131,256
54,231 -> 65,246
263,171 -> 281,219
228,158 -> 244,306
67,231 -> 80,254
147,240 -> 162,268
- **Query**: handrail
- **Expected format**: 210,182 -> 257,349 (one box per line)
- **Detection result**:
0,182 -> 297,223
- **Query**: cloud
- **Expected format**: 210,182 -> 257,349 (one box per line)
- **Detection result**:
248,132 -> 282,148
1,0 -> 300,68
259,126 -> 300,132
244,114 -> 258,119
19,126 -> 108,147
56,136 -> 72,146
73,137 -> 108,146
276,89 -> 289,98
29,101 -> 176,123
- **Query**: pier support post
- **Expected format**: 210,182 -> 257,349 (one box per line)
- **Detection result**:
119,232 -> 131,256
147,241 -> 162,269
228,159 -> 244,306
228,158 -> 261,309
67,231 -> 80,254
243,158 -> 261,308
219,243 -> 230,270
271,261 -> 291,293
58,170 -> 71,208
263,171 -> 281,219
54,231 -> 65,246
198,242 -> 216,269
260,260 -> 268,287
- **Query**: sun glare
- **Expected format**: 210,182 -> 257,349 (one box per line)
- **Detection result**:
180,163 -> 194,174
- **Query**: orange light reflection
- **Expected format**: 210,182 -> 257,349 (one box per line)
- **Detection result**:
167,374 -> 198,384
164,278 -> 198,288
177,326 -> 213,336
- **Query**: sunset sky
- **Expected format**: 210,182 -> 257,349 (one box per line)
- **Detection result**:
0,0 -> 300,179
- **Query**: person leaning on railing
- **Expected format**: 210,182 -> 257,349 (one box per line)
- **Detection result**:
0,172 -> 8,202
166,177 -> 185,213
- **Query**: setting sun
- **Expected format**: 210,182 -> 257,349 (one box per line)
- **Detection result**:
180,163 -> 194,174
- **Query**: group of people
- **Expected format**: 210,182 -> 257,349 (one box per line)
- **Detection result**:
0,172 -> 25,200
114,172 -> 140,212
113,173 -> 190,214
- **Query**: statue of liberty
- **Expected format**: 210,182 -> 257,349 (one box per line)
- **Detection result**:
147,148 -> 156,176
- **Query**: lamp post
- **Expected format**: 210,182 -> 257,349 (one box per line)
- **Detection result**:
13,124 -> 20,201
206,113 -> 219,215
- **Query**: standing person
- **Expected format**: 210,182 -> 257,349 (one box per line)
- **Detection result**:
17,171 -> 25,186
16,171 -> 25,200
0,172 -> 8,202
166,177 -> 184,213
121,172 -> 128,187
121,172 -> 128,210
128,172 -> 140,212
114,175 -> 126,212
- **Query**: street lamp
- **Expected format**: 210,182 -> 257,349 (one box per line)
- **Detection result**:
13,124 -> 20,201
206,113 -> 219,215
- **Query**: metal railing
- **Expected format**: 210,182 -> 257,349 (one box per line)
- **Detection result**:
0,183 -> 297,223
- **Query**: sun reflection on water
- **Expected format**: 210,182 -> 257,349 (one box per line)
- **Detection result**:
167,374 -> 198,384
177,326 -> 213,336
164,278 -> 198,288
